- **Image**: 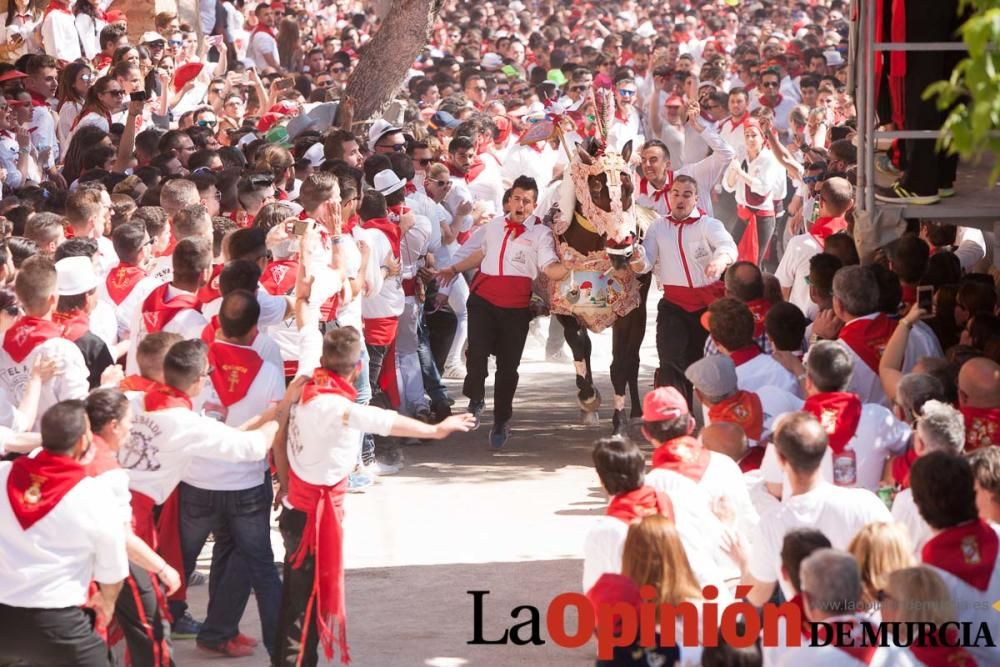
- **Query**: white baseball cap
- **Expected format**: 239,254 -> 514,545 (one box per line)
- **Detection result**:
55,256 -> 99,296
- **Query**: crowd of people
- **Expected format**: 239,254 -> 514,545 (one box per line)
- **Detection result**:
0,0 -> 996,664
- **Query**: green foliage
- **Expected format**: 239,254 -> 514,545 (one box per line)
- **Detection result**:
926,1 -> 1000,182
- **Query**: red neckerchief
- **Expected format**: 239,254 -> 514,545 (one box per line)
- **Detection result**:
92,53 -> 112,72
143,382 -> 193,412
344,213 -> 359,235
6,449 -> 87,530
738,445 -> 766,472
27,89 -> 49,107
195,263 -> 223,304
82,434 -> 119,478
667,208 -> 701,226
302,367 -> 358,404
813,616 -> 878,664
758,93 -> 784,110
403,182 -> 417,195
606,485 -> 674,524
728,345 -> 761,367
809,215 -> 847,248
3,316 -> 62,363
708,390 -> 763,441
651,436 -> 712,482
105,262 -> 147,305
447,159 -> 485,184
52,309 -> 90,342
250,22 -> 276,39
42,0 -> 71,19
155,232 -> 176,257
746,298 -> 770,339
505,217 -> 526,239
787,593 -> 813,641
900,283 -> 917,307
208,341 -> 263,408
360,217 -> 401,257
961,405 -> 1000,451
803,392 -> 863,455
639,175 -> 671,202
891,445 -> 918,489
119,375 -> 158,393
287,466 -> 350,663
838,314 -> 898,373
261,259 -> 298,296
141,283 -> 201,334
922,519 -> 999,591
726,113 -> 749,132
909,628 -> 977,666
200,315 -> 220,344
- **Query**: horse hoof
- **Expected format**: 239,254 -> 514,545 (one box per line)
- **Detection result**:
612,409 -> 627,437
578,387 -> 602,412
580,410 -> 600,426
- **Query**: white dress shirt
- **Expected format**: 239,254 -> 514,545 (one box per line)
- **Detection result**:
638,211 -> 737,289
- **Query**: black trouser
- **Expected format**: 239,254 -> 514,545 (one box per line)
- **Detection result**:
425,306 -> 457,372
272,508 -> 318,667
463,293 -> 531,424
116,564 -> 175,667
654,299 -> 708,407
898,0 -> 962,195
732,213 -> 776,268
0,603 -> 111,666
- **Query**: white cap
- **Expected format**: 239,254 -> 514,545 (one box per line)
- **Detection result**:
367,118 -> 402,152
824,50 -> 845,67
373,169 -> 405,196
55,256 -> 99,296
481,53 -> 504,71
303,142 -> 324,167
140,31 -> 166,44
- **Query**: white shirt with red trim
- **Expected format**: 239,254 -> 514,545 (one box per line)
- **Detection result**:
749,93 -> 798,134
734,352 -> 801,396
201,285 -> 289,328
247,30 -> 278,71
120,397 -> 270,505
635,176 -> 671,217
124,284 -> 208,376
723,147 -> 787,209
748,482 -> 892,599
606,106 -> 646,154
467,155 -> 505,218
637,211 -> 737,289
774,233 -> 822,320
186,341 -> 285,491
97,273 -> 163,342
0,335 -> 89,431
30,103 -> 59,170
718,114 -> 749,157
352,225 -> 403,320
40,9 -> 81,63
0,463 -> 128,608
676,126 -> 736,217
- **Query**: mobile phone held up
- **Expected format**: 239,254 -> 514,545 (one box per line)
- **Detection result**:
917,285 -> 933,316
131,91 -> 147,102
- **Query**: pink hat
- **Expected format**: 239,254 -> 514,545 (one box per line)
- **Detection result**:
642,387 -> 690,422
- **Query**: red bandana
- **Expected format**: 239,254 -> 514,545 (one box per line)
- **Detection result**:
200,316 -> 220,344
809,215 -> 847,248
447,159 -> 485,184
261,260 -> 299,296
208,342 -> 263,407
961,405 -> 1000,452
359,217 -> 401,257
909,629 -> 977,666
302,367 -> 358,405
815,617 -> 879,665
105,262 -> 147,305
639,175 -> 671,202
922,519 -> 999,592
403,182 -> 417,195
504,217 -> 526,239
3,316 -> 62,363
6,450 -> 87,530
838,314 -> 898,373
250,23 -> 276,39
746,298 -> 770,339
758,93 -> 784,110
92,53 -> 112,72
708,390 -> 763,441
651,436 -> 712,482
141,283 -> 201,334
726,113 -> 749,132
668,210 -> 700,226
803,392 -> 862,455
52,309 -> 90,343
606,486 -> 674,524
143,383 -> 193,412
728,345 -> 762,367
42,0 -> 72,19
195,264 -> 224,304
787,594 -> 814,641
120,375 -> 159,393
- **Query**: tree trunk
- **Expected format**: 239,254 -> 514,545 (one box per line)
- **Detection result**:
343,0 -> 442,123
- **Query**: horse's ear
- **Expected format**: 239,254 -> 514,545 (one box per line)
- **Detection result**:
576,143 -> 595,166
621,140 -> 633,164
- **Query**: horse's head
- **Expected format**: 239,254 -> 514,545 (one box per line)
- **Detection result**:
573,139 -> 638,270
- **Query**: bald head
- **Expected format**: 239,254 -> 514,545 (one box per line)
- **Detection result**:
959,357 -> 1000,409
700,422 -> 748,462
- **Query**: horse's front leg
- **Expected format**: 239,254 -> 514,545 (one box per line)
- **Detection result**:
557,313 -> 601,424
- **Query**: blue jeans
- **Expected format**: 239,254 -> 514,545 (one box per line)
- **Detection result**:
177,477 -> 282,654
418,310 -> 449,405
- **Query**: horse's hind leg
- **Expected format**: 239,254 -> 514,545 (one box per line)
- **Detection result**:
557,314 -> 601,423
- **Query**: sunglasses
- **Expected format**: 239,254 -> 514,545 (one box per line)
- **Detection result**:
617,89 -> 637,97
571,85 -> 589,92
80,74 -> 93,82
761,81 -> 780,88
198,119 -> 217,128
416,158 -> 432,166
330,66 -> 345,73
103,89 -> 125,96
169,40 -> 183,47
378,143 -> 405,152
431,179 -> 450,188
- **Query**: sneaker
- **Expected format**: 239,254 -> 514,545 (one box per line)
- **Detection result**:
938,186 -> 956,198
443,363 -> 466,379
171,612 -> 203,639
234,633 -> 259,647
874,182 -> 940,205
347,471 -> 374,492
874,153 -> 900,176
196,638 -> 255,658
187,570 -> 206,586
363,459 -> 401,476
489,421 -> 511,450
468,400 -> 485,430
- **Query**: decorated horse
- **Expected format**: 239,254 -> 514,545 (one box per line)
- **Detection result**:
540,100 -> 656,435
